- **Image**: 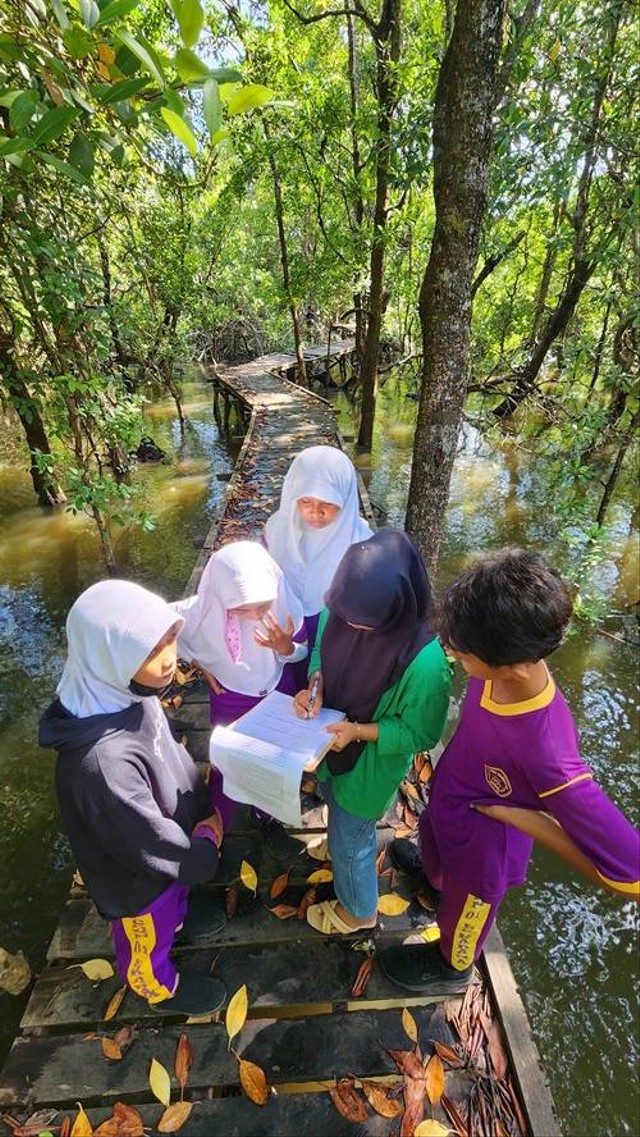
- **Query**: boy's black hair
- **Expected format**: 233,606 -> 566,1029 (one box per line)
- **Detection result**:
435,548 -> 573,666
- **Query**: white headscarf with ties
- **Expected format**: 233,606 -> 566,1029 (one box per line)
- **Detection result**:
172,541 -> 304,696
57,580 -> 183,718
264,445 -> 373,615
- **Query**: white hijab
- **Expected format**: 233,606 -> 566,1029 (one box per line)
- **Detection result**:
57,580 -> 183,718
264,445 -> 373,615
172,541 -> 304,696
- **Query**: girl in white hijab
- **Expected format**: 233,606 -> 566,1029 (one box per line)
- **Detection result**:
264,446 -> 373,666
172,542 -> 307,854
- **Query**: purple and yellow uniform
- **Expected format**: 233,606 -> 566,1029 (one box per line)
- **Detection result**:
422,672 -> 640,970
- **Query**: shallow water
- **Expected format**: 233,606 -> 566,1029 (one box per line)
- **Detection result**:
0,373 -> 637,1136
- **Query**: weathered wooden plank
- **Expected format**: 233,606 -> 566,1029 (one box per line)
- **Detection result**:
483,926 -> 561,1137
0,1006 -> 459,1108
22,939 -> 453,1032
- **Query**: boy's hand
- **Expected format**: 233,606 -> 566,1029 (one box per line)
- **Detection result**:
326,720 -> 358,751
195,808 -> 224,849
294,674 -> 324,718
254,611 -> 295,656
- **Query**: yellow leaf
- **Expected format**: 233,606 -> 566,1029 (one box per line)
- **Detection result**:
157,1101 -> 193,1132
97,61 -> 111,81
549,38 -> 562,62
149,1056 -> 171,1107
424,1052 -> 445,1106
71,1103 -> 93,1136
240,860 -> 258,893
98,42 -> 116,65
226,983 -> 248,1046
307,868 -> 333,883
377,893 -> 410,916
420,925 -> 441,943
238,1057 -> 268,1105
402,1007 -> 418,1043
78,959 -> 115,981
104,984 -> 127,1021
413,1122 -> 452,1136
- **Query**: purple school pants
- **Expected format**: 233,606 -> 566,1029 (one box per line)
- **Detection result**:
110,881 -> 188,1003
419,808 -> 500,971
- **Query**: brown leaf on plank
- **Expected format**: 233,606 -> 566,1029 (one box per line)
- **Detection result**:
296,887 -> 317,920
157,1101 -> 194,1132
394,825 -> 416,839
375,847 -> 387,876
61,1119 -> 72,1137
239,1058 -> 268,1105
403,803 -> 418,829
418,758 -> 433,785
388,1048 -> 425,1079
104,984 -> 127,1021
113,1025 -> 136,1055
270,871 -> 290,899
441,1093 -> 469,1137
360,1079 -> 403,1118
424,1053 -> 445,1105
494,1120 -> 508,1137
400,1073 -> 427,1137
94,1121 -> 119,1136
432,1042 -> 464,1069
351,955 -> 374,997
112,1099 -> 144,1136
329,1078 -> 368,1123
400,778 -> 420,801
225,885 -> 238,919
486,1018 -> 508,1080
101,1037 -> 123,1061
269,904 -> 298,919
175,1032 -> 192,1094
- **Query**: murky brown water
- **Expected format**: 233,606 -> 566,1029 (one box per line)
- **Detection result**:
0,373 -> 637,1136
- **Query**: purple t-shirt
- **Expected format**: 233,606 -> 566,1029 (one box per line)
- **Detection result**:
429,673 -> 640,902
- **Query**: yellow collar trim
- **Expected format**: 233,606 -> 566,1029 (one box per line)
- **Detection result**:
480,670 -> 555,716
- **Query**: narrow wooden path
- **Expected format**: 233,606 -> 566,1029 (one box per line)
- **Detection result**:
0,349 -> 561,1136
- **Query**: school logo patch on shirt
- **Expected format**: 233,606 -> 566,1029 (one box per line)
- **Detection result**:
485,764 -> 513,797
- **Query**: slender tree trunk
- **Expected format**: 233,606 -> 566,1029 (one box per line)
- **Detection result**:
346,12 -> 367,371
263,120 -> 308,388
356,0 -> 401,452
596,407 -> 639,527
0,331 -> 66,506
405,0 -> 507,575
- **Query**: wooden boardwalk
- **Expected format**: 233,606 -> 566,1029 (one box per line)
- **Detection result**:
0,351 -> 561,1136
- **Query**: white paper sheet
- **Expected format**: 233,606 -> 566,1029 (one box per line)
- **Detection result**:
209,691 -> 344,827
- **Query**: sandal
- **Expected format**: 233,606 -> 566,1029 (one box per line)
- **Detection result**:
306,899 -> 376,936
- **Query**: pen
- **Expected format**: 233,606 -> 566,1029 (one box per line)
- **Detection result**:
307,671 -> 321,719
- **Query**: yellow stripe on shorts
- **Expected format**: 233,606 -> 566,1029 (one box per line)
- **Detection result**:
450,893 -> 492,970
120,913 -> 173,1004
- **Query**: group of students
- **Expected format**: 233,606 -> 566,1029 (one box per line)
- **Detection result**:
39,445 -> 639,1017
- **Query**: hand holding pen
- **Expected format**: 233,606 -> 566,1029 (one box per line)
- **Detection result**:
294,671 -> 323,719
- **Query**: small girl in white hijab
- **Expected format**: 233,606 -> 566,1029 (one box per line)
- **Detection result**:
264,446 -> 373,672
173,541 -> 307,853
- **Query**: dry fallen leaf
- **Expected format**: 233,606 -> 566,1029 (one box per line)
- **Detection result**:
414,1122 -> 452,1136
296,888 -> 317,920
402,1007 -> 419,1043
157,1101 -> 194,1132
70,1103 -> 93,1136
94,1119 -> 119,1136
269,904 -> 298,919
441,1092 -> 469,1137
401,1072 -> 427,1136
388,1048 -> 425,1078
240,860 -> 258,893
360,1079 -> 402,1118
270,871 -> 290,898
378,893 -> 410,916
104,985 -> 127,1021
432,1042 -> 464,1069
175,1032 -> 192,1096
101,1037 -> 123,1061
307,868 -> 333,883
225,885 -> 239,918
77,959 -> 115,982
487,1018 -> 508,1080
61,1117 -> 72,1137
113,1099 -> 147,1135
238,1057 -> 268,1105
329,1078 -> 368,1123
351,955 -> 374,997
113,1025 -> 136,1056
149,1057 -> 171,1108
226,984 -> 248,1046
425,1053 -> 445,1106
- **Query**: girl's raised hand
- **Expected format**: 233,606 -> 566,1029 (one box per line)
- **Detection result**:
254,611 -> 295,656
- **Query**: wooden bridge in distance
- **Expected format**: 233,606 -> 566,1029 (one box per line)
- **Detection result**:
0,345 -> 561,1136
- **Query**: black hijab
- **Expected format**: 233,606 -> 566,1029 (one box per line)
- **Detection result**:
320,529 -> 435,775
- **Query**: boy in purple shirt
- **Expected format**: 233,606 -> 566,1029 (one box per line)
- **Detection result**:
380,549 -> 639,994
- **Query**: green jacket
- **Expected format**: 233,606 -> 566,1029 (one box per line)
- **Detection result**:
311,609 -> 451,819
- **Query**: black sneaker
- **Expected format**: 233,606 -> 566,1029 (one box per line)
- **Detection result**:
252,809 -> 297,861
387,839 -> 442,906
174,890 -> 226,947
149,973 -> 226,1016
379,942 -> 472,995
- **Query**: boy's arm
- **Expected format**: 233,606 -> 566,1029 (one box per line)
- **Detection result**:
473,803 -> 630,898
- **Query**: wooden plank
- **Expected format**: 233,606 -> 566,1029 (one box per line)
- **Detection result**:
22,939 -> 453,1032
0,1006 -> 460,1108
483,926 -> 561,1137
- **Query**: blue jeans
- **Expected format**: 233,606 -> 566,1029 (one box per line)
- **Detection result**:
319,780 -> 378,919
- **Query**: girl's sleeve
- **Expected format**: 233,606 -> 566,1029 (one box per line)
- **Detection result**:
376,643 -> 451,757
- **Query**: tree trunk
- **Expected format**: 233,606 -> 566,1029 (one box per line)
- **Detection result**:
263,120 -> 308,388
356,0 -> 401,452
405,0 -> 507,575
346,12 -> 367,372
0,334 -> 66,506
595,407 -> 639,527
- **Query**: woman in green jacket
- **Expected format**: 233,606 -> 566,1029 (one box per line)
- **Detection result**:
294,529 -> 451,934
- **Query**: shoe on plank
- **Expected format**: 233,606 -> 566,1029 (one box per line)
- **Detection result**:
379,941 -> 472,995
149,973 -> 226,1016
174,890 -> 226,947
387,838 -> 442,906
